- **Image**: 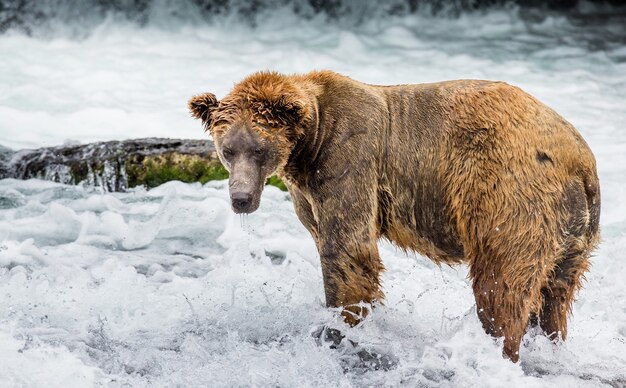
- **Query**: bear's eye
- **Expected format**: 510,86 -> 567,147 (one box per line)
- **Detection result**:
222,148 -> 234,158
253,148 -> 267,164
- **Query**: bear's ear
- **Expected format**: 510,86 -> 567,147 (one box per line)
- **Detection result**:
275,98 -> 307,128
253,96 -> 309,132
188,93 -> 218,128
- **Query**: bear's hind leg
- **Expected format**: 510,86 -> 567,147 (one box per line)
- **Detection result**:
540,179 -> 599,341
471,257 -> 547,362
539,242 -> 591,341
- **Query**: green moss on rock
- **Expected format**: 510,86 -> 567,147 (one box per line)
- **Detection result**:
126,154 -> 220,188
124,153 -> 288,191
266,175 -> 288,191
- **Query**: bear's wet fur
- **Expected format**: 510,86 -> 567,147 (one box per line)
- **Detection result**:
189,70 -> 600,362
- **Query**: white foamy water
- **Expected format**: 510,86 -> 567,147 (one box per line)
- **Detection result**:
1,5 -> 626,387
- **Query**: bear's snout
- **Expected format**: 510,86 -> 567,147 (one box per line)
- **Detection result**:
231,191 -> 254,213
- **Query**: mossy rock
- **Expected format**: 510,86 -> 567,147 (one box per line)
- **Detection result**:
125,153 -> 287,191
126,153 -> 225,188
2,138 -> 288,192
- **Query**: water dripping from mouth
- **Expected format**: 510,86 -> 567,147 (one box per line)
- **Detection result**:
238,213 -> 252,260
239,213 -> 249,231
239,213 -> 251,236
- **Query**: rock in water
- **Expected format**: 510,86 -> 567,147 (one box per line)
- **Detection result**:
0,138 -> 225,192
0,145 -> 13,179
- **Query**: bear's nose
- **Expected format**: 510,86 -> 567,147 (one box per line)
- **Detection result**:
231,191 -> 252,213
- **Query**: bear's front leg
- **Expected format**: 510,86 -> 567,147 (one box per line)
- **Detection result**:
314,194 -> 384,326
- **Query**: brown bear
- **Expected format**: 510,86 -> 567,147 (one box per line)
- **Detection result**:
188,70 -> 600,362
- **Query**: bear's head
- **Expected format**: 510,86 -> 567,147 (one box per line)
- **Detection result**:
188,71 -> 311,214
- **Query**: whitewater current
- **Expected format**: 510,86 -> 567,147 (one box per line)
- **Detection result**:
1,3 -> 626,387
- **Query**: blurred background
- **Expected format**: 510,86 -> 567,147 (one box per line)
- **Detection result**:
1,1 -> 625,386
